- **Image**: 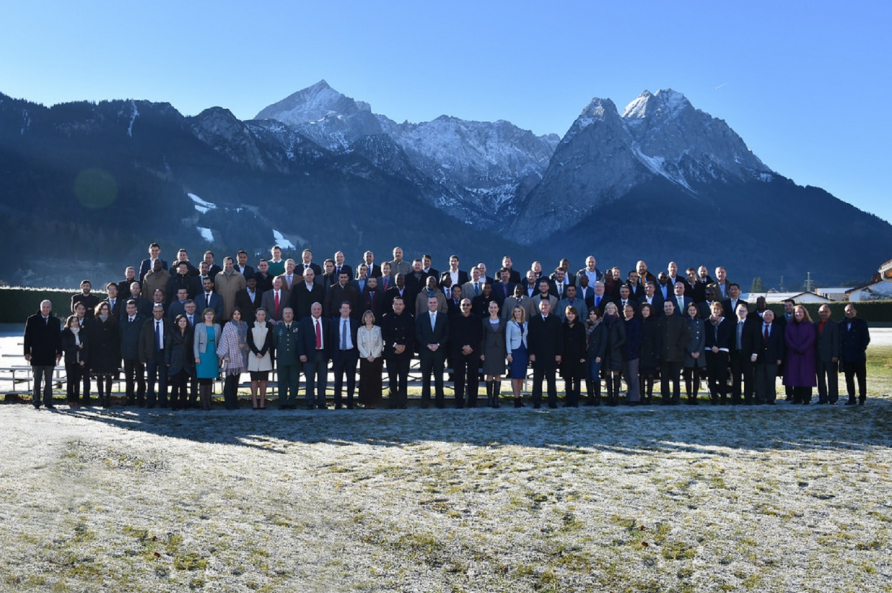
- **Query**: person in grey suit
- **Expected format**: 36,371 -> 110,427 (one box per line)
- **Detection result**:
814,304 -> 840,404
415,295 -> 450,408
260,277 -> 290,323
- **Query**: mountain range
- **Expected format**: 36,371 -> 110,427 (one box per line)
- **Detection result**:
1,80 -> 889,289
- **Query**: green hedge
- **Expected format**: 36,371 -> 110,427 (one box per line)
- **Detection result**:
0,287 -> 105,324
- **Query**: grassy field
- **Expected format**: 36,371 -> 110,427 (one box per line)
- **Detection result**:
1,344 -> 891,592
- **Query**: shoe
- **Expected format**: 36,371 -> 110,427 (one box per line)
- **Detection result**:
45,404 -> 56,410
306,404 -> 314,410
547,403 -> 557,409
845,400 -> 857,406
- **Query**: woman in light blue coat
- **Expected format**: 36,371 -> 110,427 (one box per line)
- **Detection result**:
505,305 -> 529,408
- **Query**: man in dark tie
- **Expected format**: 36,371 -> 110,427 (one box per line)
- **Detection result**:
415,295 -> 450,408
273,307 -> 301,409
333,250 -> 353,283
752,310 -> 785,405
330,301 -> 360,409
140,304 -> 172,408
527,300 -> 563,409
120,300 -> 147,407
728,302 -> 756,405
298,302 -> 331,410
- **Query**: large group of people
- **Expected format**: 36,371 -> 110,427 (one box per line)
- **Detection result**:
22,243 -> 872,411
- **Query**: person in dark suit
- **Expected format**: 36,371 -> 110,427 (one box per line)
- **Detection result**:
527,300 -> 564,409
295,249 -> 323,279
752,309 -> 785,404
380,296 -> 415,408
117,266 -> 139,297
167,261 -> 194,305
330,301 -> 360,409
361,251 -> 382,279
421,254 -> 439,282
687,267 -> 709,303
698,288 -> 720,320
814,304 -> 840,404
139,304 -> 172,408
721,284 -> 747,322
234,275 -> 263,325
324,271 -> 360,319
332,251 -> 353,283
119,300 -> 146,406
254,259 -> 274,293
446,285 -> 465,317
590,281 -> 609,316
704,301 -> 733,404
383,273 -> 410,312
728,302 -> 757,405
298,302 -> 331,409
200,251 -> 222,279
492,268 -> 517,308
138,242 -> 168,283
415,295 -> 450,408
291,268 -> 326,321
197,277 -> 224,321
499,255 -> 521,285
665,262 -> 687,296
840,303 -> 870,405
103,282 -> 124,320
260,277 -> 289,323
23,300 -> 62,409
190,261 -> 214,300
71,280 -> 101,319
444,255 -> 469,288
658,300 -> 689,405
167,287 -> 191,323
638,281 -> 665,317
235,250 -> 255,281
449,298 -> 484,408
359,275 -> 384,320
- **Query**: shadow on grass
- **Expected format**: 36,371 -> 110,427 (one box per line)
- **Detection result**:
49,398 -> 892,455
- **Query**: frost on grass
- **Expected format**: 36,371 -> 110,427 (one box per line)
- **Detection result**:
1,405 -> 891,592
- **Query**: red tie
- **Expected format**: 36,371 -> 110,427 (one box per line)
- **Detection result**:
274,292 -> 280,314
315,318 -> 321,349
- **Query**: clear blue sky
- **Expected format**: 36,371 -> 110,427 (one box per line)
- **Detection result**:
3,1 -> 890,222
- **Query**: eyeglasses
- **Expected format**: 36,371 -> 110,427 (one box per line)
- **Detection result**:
461,304 -> 471,308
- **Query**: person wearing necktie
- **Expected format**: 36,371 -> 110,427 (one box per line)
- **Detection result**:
298,302 -> 330,409
416,296 -> 449,408
140,304 -> 171,408
273,307 -> 301,409
752,309 -> 784,405
119,300 -> 147,407
330,302 -> 359,409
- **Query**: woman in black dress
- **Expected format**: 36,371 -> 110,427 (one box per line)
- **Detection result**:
638,303 -> 660,405
167,315 -> 194,411
559,306 -> 587,407
88,302 -> 120,409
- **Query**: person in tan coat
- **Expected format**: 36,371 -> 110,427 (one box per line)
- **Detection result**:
214,257 -> 246,322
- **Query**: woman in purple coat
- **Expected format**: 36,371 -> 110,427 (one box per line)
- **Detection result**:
784,305 -> 817,404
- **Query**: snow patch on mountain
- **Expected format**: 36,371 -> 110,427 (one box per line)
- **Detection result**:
273,229 -> 295,250
127,100 -> 139,138
188,193 -> 217,214
197,227 -> 214,242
